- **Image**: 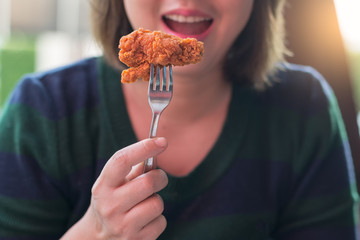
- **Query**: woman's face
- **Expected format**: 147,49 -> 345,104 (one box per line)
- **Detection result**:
123,0 -> 254,78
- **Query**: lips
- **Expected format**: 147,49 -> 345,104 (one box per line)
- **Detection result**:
161,9 -> 213,40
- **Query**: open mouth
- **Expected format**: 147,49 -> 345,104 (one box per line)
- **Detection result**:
162,14 -> 213,38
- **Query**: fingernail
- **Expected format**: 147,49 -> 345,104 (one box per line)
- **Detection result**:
154,137 -> 167,148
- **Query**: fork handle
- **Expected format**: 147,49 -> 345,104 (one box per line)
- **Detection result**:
143,112 -> 161,173
143,156 -> 156,173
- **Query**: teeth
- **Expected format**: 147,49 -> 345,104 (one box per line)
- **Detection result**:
164,14 -> 212,23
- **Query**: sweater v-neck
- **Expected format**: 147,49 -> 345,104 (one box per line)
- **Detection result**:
98,57 -> 254,203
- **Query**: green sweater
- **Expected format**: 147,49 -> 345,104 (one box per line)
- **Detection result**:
0,57 -> 358,239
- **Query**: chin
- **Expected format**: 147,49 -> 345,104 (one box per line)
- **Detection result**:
173,59 -> 219,79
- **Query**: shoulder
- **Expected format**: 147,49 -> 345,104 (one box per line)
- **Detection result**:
8,57 -> 100,120
259,63 -> 335,115
270,63 -> 332,99
272,63 -> 330,91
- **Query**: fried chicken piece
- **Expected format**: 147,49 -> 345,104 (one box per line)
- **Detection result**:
121,62 -> 150,84
118,28 -> 204,83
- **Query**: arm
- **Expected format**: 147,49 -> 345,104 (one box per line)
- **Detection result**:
0,75 -> 168,239
274,72 -> 359,239
0,76 -> 72,238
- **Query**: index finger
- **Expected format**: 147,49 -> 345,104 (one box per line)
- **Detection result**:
100,137 -> 167,188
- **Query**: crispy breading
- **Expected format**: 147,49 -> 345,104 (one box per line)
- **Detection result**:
118,28 -> 204,83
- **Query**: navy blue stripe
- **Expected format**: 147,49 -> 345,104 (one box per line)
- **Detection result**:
9,58 -> 99,120
291,144 -> 352,200
262,66 -> 331,117
164,158 -> 290,222
0,153 -> 60,200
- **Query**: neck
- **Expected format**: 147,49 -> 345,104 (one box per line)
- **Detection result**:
122,66 -> 232,124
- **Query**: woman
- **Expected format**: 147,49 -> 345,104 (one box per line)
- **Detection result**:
0,0 -> 358,239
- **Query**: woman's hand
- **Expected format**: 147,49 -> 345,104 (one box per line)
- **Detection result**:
62,137 -> 169,240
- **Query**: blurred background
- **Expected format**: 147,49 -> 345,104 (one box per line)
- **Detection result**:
0,0 -> 101,110
334,0 -> 360,126
0,0 -> 359,122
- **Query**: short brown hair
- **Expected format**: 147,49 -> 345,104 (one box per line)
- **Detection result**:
89,0 -> 289,89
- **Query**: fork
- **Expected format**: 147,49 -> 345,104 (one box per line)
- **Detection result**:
143,64 -> 173,173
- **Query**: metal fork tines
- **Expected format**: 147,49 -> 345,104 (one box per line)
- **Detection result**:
143,64 -> 173,173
